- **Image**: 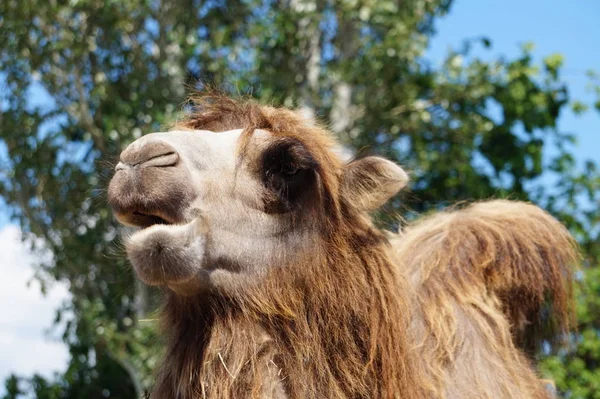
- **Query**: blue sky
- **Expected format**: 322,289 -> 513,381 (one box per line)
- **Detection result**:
427,0 -> 600,166
0,0 -> 599,389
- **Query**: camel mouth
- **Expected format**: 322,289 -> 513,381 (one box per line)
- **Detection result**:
116,209 -> 176,229
133,211 -> 172,227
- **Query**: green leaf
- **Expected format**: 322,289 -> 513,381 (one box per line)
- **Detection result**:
571,101 -> 589,115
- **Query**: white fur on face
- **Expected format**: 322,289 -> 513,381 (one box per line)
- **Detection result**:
132,128 -> 245,172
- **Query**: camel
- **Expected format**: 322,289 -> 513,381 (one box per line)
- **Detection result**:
108,94 -> 577,398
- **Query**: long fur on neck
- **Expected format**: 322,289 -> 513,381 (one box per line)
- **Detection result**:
152,212 -> 425,399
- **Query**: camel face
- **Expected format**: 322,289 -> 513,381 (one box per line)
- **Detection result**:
108,128 -> 331,295
108,96 -> 409,298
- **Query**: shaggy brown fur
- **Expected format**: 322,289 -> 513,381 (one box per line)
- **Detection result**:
393,200 -> 577,398
113,94 -> 577,398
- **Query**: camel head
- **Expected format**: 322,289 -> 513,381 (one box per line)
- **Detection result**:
107,96 -> 408,297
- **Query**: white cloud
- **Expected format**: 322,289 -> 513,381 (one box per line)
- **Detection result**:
0,224 -> 70,385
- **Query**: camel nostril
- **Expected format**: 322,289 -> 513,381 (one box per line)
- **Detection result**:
141,151 -> 179,168
119,141 -> 179,168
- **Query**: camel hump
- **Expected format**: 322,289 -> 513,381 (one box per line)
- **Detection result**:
395,199 -> 578,354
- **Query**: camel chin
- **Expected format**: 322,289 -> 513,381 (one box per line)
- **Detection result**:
124,216 -> 211,296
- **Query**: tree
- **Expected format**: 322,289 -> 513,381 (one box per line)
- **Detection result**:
1,0 -> 598,397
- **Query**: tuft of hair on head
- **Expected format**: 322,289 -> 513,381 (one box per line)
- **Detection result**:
397,199 -> 579,355
177,89 -> 269,133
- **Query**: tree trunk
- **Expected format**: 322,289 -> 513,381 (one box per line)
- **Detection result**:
330,17 -> 357,141
289,0 -> 322,121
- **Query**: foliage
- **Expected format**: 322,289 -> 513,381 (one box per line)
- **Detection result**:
0,0 -> 598,397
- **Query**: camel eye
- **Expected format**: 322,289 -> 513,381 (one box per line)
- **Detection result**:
261,138 -> 318,213
262,138 -> 316,178
281,163 -> 299,176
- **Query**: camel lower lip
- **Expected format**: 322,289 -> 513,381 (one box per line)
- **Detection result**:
130,222 -> 180,236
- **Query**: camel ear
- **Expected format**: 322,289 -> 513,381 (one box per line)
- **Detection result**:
342,157 -> 409,211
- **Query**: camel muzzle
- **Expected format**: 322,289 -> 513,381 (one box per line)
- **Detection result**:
107,139 -> 195,229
